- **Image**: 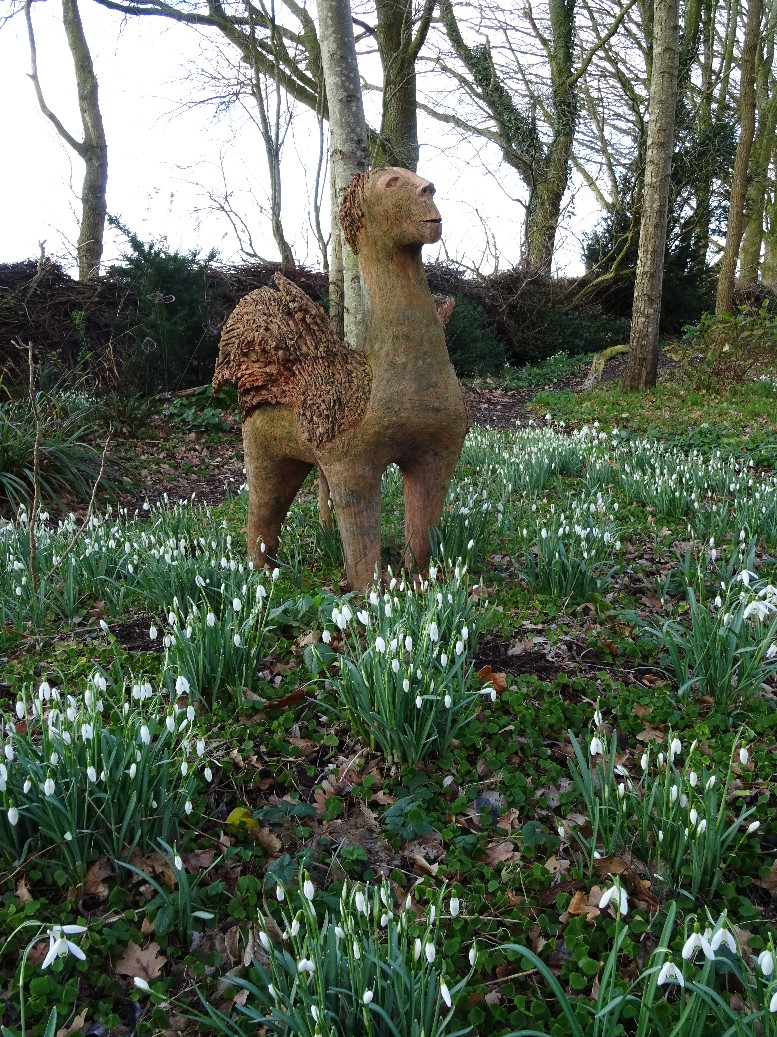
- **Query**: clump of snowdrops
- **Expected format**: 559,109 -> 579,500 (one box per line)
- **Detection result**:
503,902 -> 777,1037
648,567 -> 777,711
161,570 -> 281,705
136,871 -> 476,1037
313,564 -> 491,767
0,671 -> 205,882
568,709 -> 762,899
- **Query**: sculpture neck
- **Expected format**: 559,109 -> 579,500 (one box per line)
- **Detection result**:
360,245 -> 439,351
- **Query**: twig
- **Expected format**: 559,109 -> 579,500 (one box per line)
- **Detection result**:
48,429 -> 113,579
23,339 -> 42,593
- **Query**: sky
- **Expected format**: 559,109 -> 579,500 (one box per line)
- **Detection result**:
0,1 -> 594,277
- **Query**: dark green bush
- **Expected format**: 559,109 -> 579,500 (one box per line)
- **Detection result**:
108,219 -> 231,394
538,306 -> 631,358
676,301 -> 777,391
444,297 -> 505,375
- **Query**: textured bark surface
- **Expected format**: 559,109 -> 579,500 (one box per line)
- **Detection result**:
715,0 -> 763,313
26,0 -> 108,280
624,0 -> 680,390
213,274 -> 371,447
317,0 -> 370,349
214,167 -> 469,590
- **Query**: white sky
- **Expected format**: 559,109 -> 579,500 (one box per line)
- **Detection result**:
0,2 -> 594,276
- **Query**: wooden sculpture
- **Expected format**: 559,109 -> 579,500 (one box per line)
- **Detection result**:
212,167 -> 469,591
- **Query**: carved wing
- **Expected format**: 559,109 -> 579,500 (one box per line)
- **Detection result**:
213,273 -> 371,448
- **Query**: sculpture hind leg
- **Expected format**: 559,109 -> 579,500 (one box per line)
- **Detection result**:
244,451 -> 314,567
322,461 -> 382,591
400,452 -> 460,574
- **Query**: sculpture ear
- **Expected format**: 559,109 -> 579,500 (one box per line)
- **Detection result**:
383,175 -> 402,188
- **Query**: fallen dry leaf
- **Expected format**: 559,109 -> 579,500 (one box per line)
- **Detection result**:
56,1007 -> 88,1037
476,665 -> 508,693
114,940 -> 167,981
16,877 -> 33,904
484,840 -> 521,866
568,883 -> 601,925
84,857 -> 114,901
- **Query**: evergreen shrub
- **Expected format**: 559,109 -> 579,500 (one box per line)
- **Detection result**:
108,219 -> 230,394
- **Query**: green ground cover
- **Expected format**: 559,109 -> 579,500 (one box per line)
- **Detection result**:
2,366 -> 777,1037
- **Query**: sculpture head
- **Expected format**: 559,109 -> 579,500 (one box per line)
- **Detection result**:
340,167 -> 442,256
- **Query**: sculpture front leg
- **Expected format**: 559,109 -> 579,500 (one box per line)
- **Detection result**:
243,449 -> 314,567
322,461 -> 383,591
401,452 -> 461,574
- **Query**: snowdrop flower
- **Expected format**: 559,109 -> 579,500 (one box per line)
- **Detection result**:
669,737 -> 682,762
43,776 -> 55,797
259,931 -> 272,951
747,820 -> 761,834
375,636 -> 386,654
290,918 -> 300,937
321,629 -> 332,643
355,890 -> 367,914
41,925 -> 87,969
688,770 -> 698,787
469,945 -> 477,967
298,958 -> 316,975
706,775 -> 716,791
140,725 -> 151,746
7,805 -> 18,826
134,977 -> 150,992
589,736 -> 603,756
99,620 -> 109,633
598,882 -> 628,915
710,926 -> 737,953
391,658 -> 400,673
166,714 -> 176,734
174,852 -> 184,870
233,633 -> 242,647
758,949 -> 774,977
682,930 -> 714,961
87,766 -> 97,782
357,610 -> 369,626
657,961 -> 684,988
175,675 -> 190,695
304,878 -> 315,901
425,942 -> 436,963
440,981 -> 452,1008
696,818 -> 707,836
739,746 -> 749,766
416,695 -> 423,708
450,896 -> 460,917
403,678 -> 410,692
429,621 -> 439,642
232,597 -> 242,612
444,694 -> 452,708
128,763 -> 137,779
196,738 -> 205,756
204,766 -> 213,782
362,990 -> 374,1005
206,612 -> 216,628
149,625 -> 158,640
184,800 -> 193,815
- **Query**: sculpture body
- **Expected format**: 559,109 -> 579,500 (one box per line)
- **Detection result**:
213,167 -> 469,591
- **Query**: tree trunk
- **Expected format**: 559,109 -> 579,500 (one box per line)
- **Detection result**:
739,41 -> 777,284
62,0 -> 108,279
623,0 -> 680,391
316,0 -> 370,348
373,0 -> 434,170
715,0 -> 763,313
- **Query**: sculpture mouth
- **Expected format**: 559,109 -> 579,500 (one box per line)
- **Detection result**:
424,219 -> 442,224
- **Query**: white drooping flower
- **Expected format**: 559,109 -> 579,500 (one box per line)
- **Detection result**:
440,981 -> 452,1008
425,942 -> 436,963
303,878 -> 315,901
758,949 -> 774,977
362,990 -> 374,1005
598,881 -> 628,915
681,931 -> 714,961
656,961 -> 685,988
41,925 -> 87,969
589,736 -> 603,756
